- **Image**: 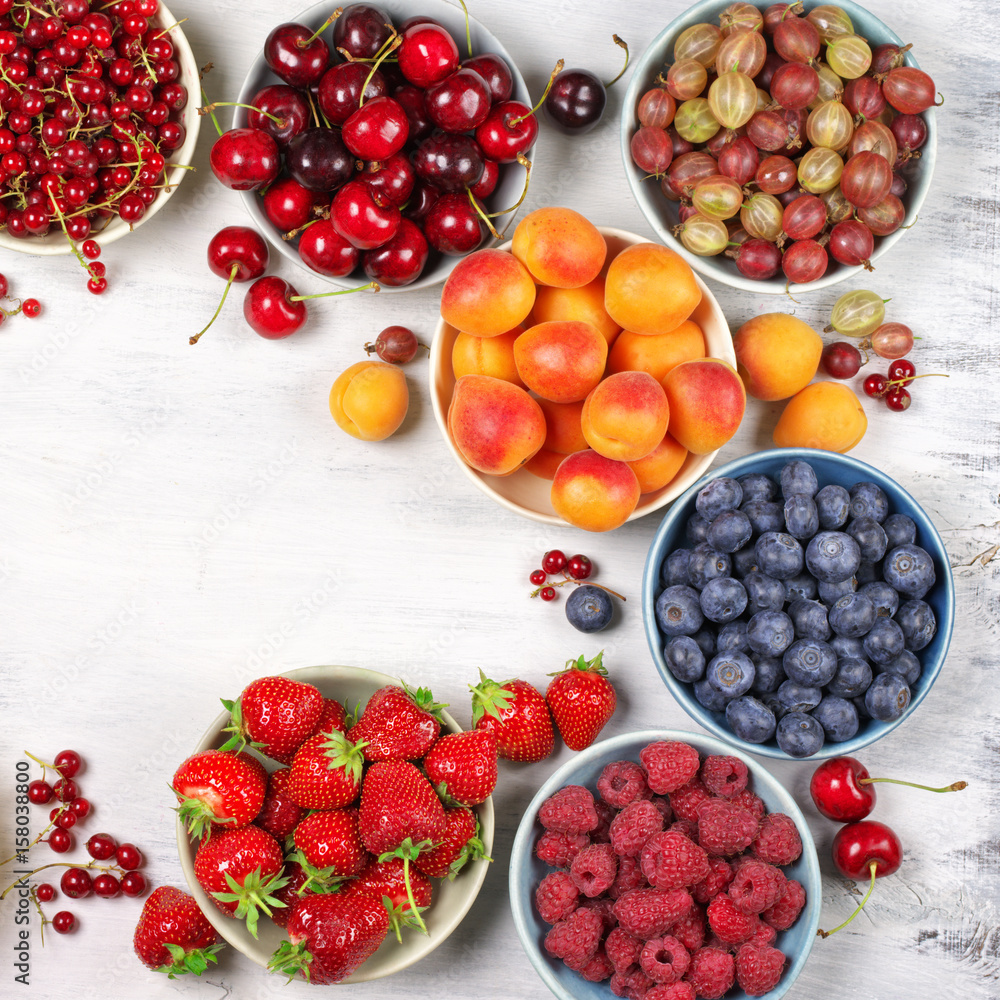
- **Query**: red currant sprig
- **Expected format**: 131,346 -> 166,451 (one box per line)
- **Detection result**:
862,360 -> 947,411
528,551 -> 625,602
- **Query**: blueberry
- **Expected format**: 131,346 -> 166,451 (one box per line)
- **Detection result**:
655,585 -> 704,637
746,610 -> 795,657
883,544 -> 936,599
706,650 -> 756,698
777,679 -> 823,713
883,512 -> 917,549
783,637 -> 838,686
696,477 -> 744,521
828,593 -> 877,638
780,460 -> 819,499
818,577 -> 857,604
860,581 -> 899,619
786,598 -> 831,641
826,656 -> 873,699
694,677 -> 732,712
895,599 -> 937,651
686,513 -> 710,545
805,531 -> 862,583
853,694 -> 871,720
738,472 -> 779,502
750,654 -> 786,694
784,494 -> 819,540
687,544 -> 732,590
661,549 -> 692,588
760,692 -> 788,720
717,621 -> 750,654
776,712 -> 825,758
700,577 -> 748,623
663,635 -> 706,683
863,616 -> 906,664
742,500 -> 785,535
744,571 -> 786,614
726,696 -> 777,744
864,672 -> 911,721
830,635 -> 866,661
812,696 -> 860,742
692,629 -> 717,659
876,649 -> 922,687
783,571 -> 818,603
755,531 -> 805,580
732,547 -> 760,578
815,484 -> 851,528
708,509 -> 753,554
849,481 -> 889,523
855,560 -> 880,586
566,585 -> 613,633
847,516 -> 888,562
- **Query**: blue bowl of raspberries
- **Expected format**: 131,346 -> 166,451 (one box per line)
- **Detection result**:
641,448 -> 954,760
509,729 -> 821,1000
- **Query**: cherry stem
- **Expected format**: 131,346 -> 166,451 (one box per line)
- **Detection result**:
490,152 -> 533,231
190,262 -> 239,345
859,777 -> 967,793
199,84 -> 223,138
817,860 -> 878,938
305,87 -> 330,130
604,35 -> 630,89
456,0 -> 472,57
467,189 -> 501,240
1,861 -> 124,901
290,282 -> 380,302
359,34 -> 401,105
198,102 -> 284,127
509,60 -> 564,127
299,10 -> 341,49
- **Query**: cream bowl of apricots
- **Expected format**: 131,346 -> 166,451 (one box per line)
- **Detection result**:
175,664 -> 495,983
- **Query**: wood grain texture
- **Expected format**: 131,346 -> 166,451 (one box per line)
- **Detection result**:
1,0 -> 998,996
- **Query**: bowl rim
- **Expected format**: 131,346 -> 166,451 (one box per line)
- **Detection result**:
508,727 -> 822,1000
640,447 -> 956,760
619,0 -> 938,294
174,663 -> 495,983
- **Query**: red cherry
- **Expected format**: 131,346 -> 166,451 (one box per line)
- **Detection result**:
243,276 -> 307,340
474,100 -> 539,163
263,21 -> 330,89
469,158 -> 499,199
463,53 -> 514,103
397,22 -> 459,88
330,178 -> 401,250
411,132 -> 486,191
297,219 -> 360,278
393,82 -> 434,141
361,218 -> 429,287
809,756 -> 876,822
262,175 -> 318,233
317,62 -> 387,125
207,226 -> 269,282
423,193 -> 485,255
209,127 -> 280,191
360,152 -> 416,207
425,67 -> 493,133
832,820 -> 902,880
247,83 -> 310,148
341,95 -> 410,161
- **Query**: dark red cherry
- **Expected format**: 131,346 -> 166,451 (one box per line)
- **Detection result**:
361,218 -> 429,286
209,127 -> 280,191
468,157 -> 499,199
263,22 -> 330,89
425,67 -> 492,133
543,67 -> 606,134
243,276 -> 307,339
412,132 -> 485,192
297,218 -> 360,277
341,95 -> 409,161
474,100 -> 538,163
462,53 -> 513,103
402,180 -> 441,223
330,178 -> 401,249
359,151 -> 415,206
263,175 -> 318,232
831,820 -> 902,881
331,3 -> 392,60
423,192 -> 485,255
317,62 -> 387,125
247,84 -> 310,148
397,22 -> 459,88
207,225 -> 269,282
285,127 -> 353,192
393,83 -> 433,142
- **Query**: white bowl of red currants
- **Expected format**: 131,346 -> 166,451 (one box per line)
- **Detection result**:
0,0 -> 200,255
621,0 -> 938,293
227,0 -> 533,292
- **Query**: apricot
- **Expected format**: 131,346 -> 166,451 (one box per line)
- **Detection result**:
663,358 -> 746,455
513,320 -> 608,403
524,447 -> 565,481
581,371 -> 671,462
439,248 -> 535,337
627,433 -> 688,494
604,243 -> 701,336
511,207 -> 607,288
447,374 -> 546,476
773,381 -> 868,453
536,397 -> 587,455
733,312 -> 823,401
532,278 -> 622,346
452,326 -> 525,387
329,361 -> 409,441
607,321 -> 707,381
551,450 -> 641,532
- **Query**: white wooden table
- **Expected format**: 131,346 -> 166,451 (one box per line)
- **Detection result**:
1,0 -> 997,996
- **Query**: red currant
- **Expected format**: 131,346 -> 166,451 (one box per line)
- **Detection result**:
50,806 -> 77,829
48,829 -> 73,853
35,883 -> 56,902
69,797 -> 91,819
92,873 -> 121,898
567,554 -> 593,580
0,273 -> 7,296
539,586 -> 557,602
887,358 -> 915,386
862,373 -> 889,399
53,778 -> 78,802
86,832 -> 117,860
529,569 -> 547,586
53,749 -> 82,777
52,911 -> 76,934
27,780 -> 53,804
116,843 -> 143,870
60,867 -> 93,899
21,297 -> 40,317
885,387 -> 911,412
81,239 -> 101,260
87,277 -> 108,295
542,549 -> 567,574
120,871 -> 147,897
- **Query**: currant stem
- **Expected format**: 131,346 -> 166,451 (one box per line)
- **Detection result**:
604,35 -> 630,88
190,262 -> 239,345
509,60 -> 564,127
1,862 -> 124,900
290,282 -> 380,301
817,860 -> 878,938
530,574 -> 626,602
198,102 -> 285,127
859,777 -> 968,793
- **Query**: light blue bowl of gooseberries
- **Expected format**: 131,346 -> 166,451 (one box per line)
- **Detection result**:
641,448 -> 954,761
509,728 -> 822,1000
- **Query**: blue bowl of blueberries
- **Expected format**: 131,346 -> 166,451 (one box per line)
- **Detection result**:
641,448 -> 954,760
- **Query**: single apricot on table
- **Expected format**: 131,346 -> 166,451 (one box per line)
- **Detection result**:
329,361 -> 409,441
663,358 -> 746,455
607,321 -> 707,382
605,243 -> 702,336
440,248 -> 535,337
733,312 -> 823,401
551,450 -> 641,532
581,370 -> 671,463
452,326 -> 525,387
627,432 -> 688,494
513,320 -> 608,403
511,207 -> 607,289
773,381 -> 868,453
532,278 -> 622,346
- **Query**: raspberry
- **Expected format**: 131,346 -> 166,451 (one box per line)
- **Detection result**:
761,878 -> 806,930
697,799 -> 759,856
640,935 -> 691,984
747,921 -> 777,948
669,906 -> 706,953
646,984 -> 696,1000
593,798 -> 616,842
535,870 -> 579,924
579,945 -> 614,982
606,925 -> 644,973
668,818 -> 698,840
536,830 -> 589,868
706,893 -> 760,945
752,812 -> 803,866
610,799 -> 664,858
571,842 -> 618,897
610,853 -> 649,900
640,831 -> 710,890
728,859 -> 787,914
610,967 -> 652,999
539,784 -> 599,835
735,943 -> 786,996
598,760 -> 651,808
691,857 -> 733,905
685,946 -> 735,1000
613,887 -> 693,940
649,796 -> 674,822
669,778 -> 711,822
578,895 -> 618,934
732,788 -> 766,821
544,905 -> 603,968
640,741 -> 700,794
699,755 -> 749,799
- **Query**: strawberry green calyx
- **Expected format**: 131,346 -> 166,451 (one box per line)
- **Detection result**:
212,866 -> 290,939
447,819 -> 492,880
378,838 -> 433,937
268,939 -> 314,983
156,941 -> 226,979
469,670 -> 515,726
550,650 -> 608,678
216,697 -> 265,755
399,680 -> 449,722
287,849 -> 349,896
172,786 -> 237,842
320,729 -> 367,786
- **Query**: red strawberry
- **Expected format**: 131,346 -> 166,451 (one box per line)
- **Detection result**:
308,697 -> 348,738
220,675 -> 324,763
469,671 -> 555,763
255,767 -> 304,842
133,885 -> 223,976
193,824 -> 287,938
347,683 -> 446,761
341,856 -> 434,941
292,808 -> 368,887
423,729 -> 498,806
414,806 -> 492,880
269,861 -> 316,930
545,651 -> 617,751
268,891 -> 390,984
286,729 -> 366,811
172,749 -> 267,840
